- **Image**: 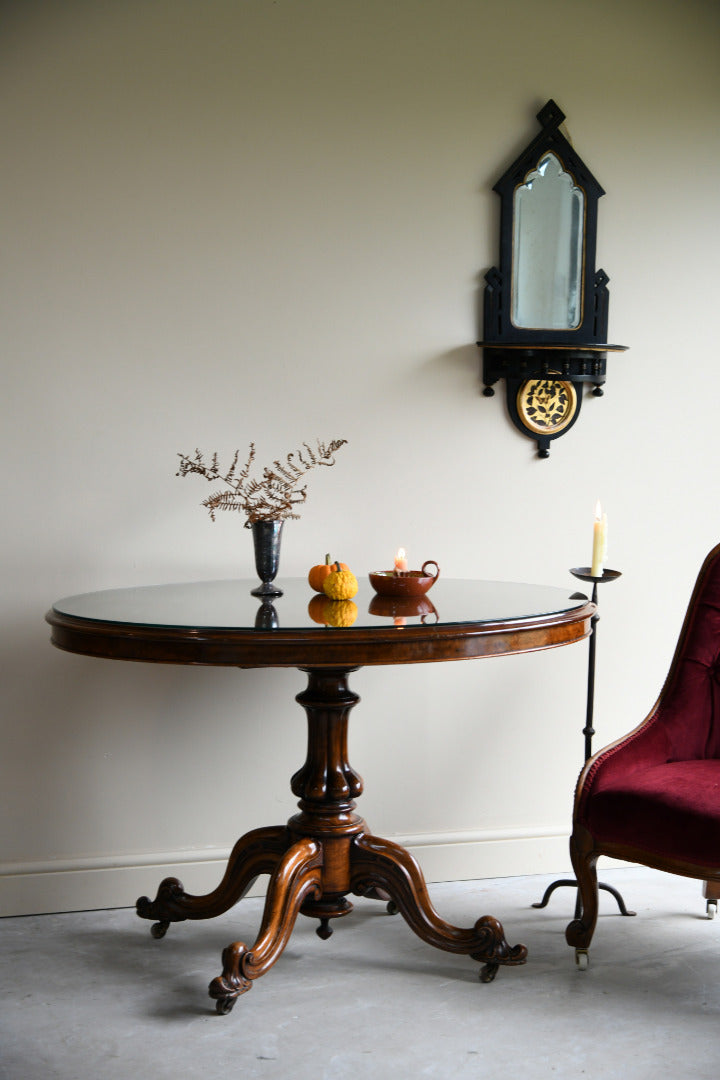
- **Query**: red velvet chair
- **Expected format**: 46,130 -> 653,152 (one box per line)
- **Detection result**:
566,542 -> 720,967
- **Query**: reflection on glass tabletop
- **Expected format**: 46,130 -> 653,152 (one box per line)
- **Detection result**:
51,578 -> 588,632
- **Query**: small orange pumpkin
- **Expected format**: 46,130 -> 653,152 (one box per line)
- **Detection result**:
308,554 -> 349,593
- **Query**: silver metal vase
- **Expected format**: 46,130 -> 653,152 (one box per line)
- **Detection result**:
250,520 -> 284,597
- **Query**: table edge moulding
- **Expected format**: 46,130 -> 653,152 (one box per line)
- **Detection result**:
46,577 -> 594,1015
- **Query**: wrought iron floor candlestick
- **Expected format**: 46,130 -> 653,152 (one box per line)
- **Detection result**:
532,567 -> 635,920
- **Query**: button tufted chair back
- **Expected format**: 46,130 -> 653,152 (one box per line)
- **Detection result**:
653,542 -> 720,760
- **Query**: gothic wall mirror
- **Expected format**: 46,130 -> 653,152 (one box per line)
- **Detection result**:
478,100 -> 626,457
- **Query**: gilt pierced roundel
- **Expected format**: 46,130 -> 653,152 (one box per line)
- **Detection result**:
516,378 -> 578,436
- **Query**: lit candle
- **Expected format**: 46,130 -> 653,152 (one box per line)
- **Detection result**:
394,547 -> 408,573
590,502 -> 607,577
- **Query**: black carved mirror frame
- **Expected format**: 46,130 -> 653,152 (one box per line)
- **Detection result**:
478,100 -> 626,458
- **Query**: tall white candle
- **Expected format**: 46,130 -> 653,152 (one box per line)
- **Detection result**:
590,502 -> 607,577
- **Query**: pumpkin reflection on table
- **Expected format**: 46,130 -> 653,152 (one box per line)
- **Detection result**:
307,595 -> 359,627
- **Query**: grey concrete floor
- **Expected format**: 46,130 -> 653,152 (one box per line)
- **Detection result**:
2,866 -> 719,1080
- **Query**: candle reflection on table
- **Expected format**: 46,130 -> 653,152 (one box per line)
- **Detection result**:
368,595 -> 438,623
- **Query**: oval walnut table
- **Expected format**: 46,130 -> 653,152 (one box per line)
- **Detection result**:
47,577 -> 594,1015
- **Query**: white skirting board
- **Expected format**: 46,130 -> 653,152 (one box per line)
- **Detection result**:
0,827 -> 619,918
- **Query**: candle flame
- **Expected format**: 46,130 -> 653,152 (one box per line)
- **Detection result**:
396,547 -> 406,561
594,500 -> 602,521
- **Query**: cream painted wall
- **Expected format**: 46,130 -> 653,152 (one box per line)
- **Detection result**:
2,0 -> 719,915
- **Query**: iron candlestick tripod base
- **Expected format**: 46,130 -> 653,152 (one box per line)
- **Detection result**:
532,567 -> 636,920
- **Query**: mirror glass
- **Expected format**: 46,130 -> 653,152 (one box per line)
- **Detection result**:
511,153 -> 584,330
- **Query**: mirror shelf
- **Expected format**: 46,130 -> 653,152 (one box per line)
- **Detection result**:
478,100 -> 627,458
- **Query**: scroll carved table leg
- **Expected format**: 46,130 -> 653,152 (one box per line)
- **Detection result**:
350,833 -> 527,982
208,837 -> 323,1014
136,824 -> 291,938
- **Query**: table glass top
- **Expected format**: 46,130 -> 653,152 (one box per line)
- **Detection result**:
51,578 -> 588,632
